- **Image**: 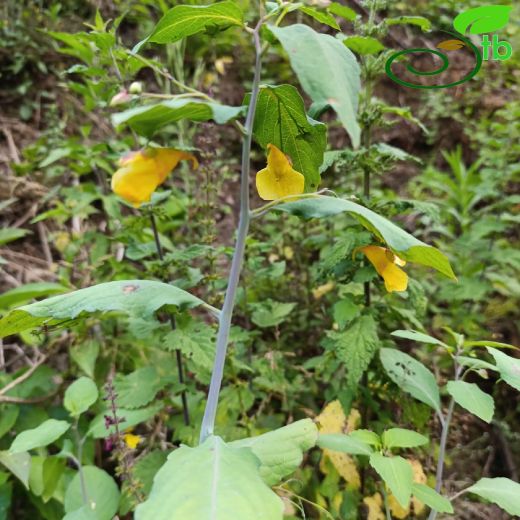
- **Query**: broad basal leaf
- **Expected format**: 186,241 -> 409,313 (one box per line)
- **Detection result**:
112,99 -> 244,138
0,280 -> 210,339
270,24 -> 361,148
230,419 -> 318,485
467,477 -> 520,516
278,196 -> 455,279
135,436 -> 283,520
380,348 -> 441,413
323,315 -> 379,388
252,84 -> 326,191
144,1 -> 243,45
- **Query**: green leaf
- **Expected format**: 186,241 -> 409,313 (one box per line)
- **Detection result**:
89,404 -> 162,439
0,280 -> 210,339
145,1 -> 243,45
332,298 -> 360,329
0,283 -> 68,309
299,6 -> 340,30
250,299 -> 296,328
70,340 -> 99,378
230,419 -> 318,485
278,196 -> 455,279
446,381 -> 494,423
9,420 -> 70,453
63,507 -> 98,520
135,436 -> 283,520
349,429 -> 380,446
112,99 -> 244,138
270,24 -> 361,148
380,348 -> 441,413
382,428 -> 429,449
453,5 -> 512,35
391,329 -> 450,348
487,348 -> 520,391
0,228 -> 30,247
317,433 -> 373,456
0,406 -> 18,440
369,453 -> 413,508
324,315 -> 379,388
467,477 -> 520,515
343,36 -> 385,55
328,2 -> 356,21
386,16 -> 431,32
114,367 -> 166,409
64,377 -> 99,417
456,356 -> 497,373
252,84 -> 326,191
412,483 -> 453,514
64,466 -> 120,520
0,451 -> 30,488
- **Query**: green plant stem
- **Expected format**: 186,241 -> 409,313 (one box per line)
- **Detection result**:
73,420 -> 89,506
199,21 -> 263,444
150,213 -> 190,426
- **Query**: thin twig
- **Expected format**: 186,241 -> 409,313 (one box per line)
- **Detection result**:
0,354 -> 47,396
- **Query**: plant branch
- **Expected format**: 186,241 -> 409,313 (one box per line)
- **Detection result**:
199,20 -> 263,444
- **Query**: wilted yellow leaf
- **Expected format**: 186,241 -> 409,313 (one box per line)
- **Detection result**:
312,282 -> 335,300
389,494 -> 409,519
316,400 -> 346,434
436,39 -> 466,50
363,492 -> 385,520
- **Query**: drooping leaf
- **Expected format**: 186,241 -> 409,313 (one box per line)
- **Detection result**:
299,6 -> 340,30
323,315 -> 379,388
369,454 -> 413,509
411,483 -> 453,514
251,84 -> 326,191
270,24 -> 361,148
391,329 -> 450,348
0,283 -> 69,309
0,280 -> 211,339
64,466 -> 120,520
317,433 -> 373,456
64,377 -> 99,417
277,196 -> 455,279
380,348 -> 441,413
135,436 -> 283,520
343,36 -> 385,55
9,420 -> 70,453
487,347 -> 520,391
144,1 -> 244,45
114,367 -> 167,409
0,451 -> 30,488
230,419 -> 318,485
112,99 -> 244,138
386,16 -> 431,32
328,2 -> 356,21
382,428 -> 429,449
446,381 -> 494,423
467,477 -> 520,515
453,5 -> 512,35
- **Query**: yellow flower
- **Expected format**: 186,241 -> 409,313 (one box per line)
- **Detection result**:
255,144 -> 305,201
360,245 -> 408,293
123,433 -> 142,449
111,147 -> 198,207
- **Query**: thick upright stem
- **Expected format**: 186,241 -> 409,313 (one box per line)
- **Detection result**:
199,25 -> 263,444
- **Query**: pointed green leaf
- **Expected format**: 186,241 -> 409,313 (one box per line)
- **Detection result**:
467,477 -> 520,515
64,377 -> 99,417
318,433 -> 373,455
270,24 -> 361,148
350,429 -> 381,446
278,196 -> 455,279
453,5 -> 512,35
412,483 -> 453,514
487,347 -> 520,391
230,419 -> 318,485
386,16 -> 431,32
0,280 -> 212,339
299,6 -> 340,30
369,453 -> 413,508
0,283 -> 68,309
112,99 -> 244,138
446,381 -> 494,423
343,36 -> 385,55
382,428 -> 429,449
0,451 -> 30,488
114,368 -> 166,409
328,2 -> 356,21
10,420 -> 70,453
391,329 -> 449,348
135,436 -> 283,520
251,84 -> 326,191
380,348 -> 441,413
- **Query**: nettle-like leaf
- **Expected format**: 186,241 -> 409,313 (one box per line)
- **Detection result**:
270,24 -> 361,148
251,84 -> 326,191
467,477 -> 520,516
112,99 -> 244,138
380,348 -> 441,414
230,419 -> 318,485
135,436 -> 284,520
137,1 -> 244,48
453,5 -> 512,35
114,367 -> 168,409
323,315 -> 379,388
0,280 -> 212,339
278,196 -> 455,279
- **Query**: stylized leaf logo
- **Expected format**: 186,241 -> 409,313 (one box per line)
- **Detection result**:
437,39 -> 466,51
453,5 -> 512,35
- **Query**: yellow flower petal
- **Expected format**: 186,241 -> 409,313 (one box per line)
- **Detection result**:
112,148 -> 198,207
361,245 -> 408,292
255,144 -> 305,200
123,433 -> 142,450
